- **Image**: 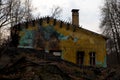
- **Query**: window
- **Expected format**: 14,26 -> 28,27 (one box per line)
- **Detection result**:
53,52 -> 61,56
89,52 -> 96,66
49,50 -> 62,57
76,51 -> 84,65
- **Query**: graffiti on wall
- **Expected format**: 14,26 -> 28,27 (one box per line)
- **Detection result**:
18,29 -> 35,48
36,25 -> 60,50
36,25 -> 79,50
18,24 -> 79,49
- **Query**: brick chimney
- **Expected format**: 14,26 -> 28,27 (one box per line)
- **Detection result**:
71,9 -> 79,26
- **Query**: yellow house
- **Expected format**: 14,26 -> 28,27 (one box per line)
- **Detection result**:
11,9 -> 107,67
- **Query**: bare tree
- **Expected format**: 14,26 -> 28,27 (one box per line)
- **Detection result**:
23,0 -> 34,21
100,0 -> 120,64
50,6 -> 62,19
0,0 -> 34,28
9,0 -> 34,26
0,0 -> 11,28
0,29 -> 2,45
0,0 -> 34,53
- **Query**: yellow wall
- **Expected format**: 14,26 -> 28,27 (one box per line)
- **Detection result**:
42,19 -> 106,67
16,18 -> 107,67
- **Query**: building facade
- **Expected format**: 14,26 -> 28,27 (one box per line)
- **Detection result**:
10,9 -> 107,67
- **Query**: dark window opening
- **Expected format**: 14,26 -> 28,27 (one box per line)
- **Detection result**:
89,52 -> 96,66
76,51 -> 84,65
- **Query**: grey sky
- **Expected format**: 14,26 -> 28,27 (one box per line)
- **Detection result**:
32,0 -> 104,33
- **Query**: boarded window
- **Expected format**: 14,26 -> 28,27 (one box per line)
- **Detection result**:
76,51 -> 84,65
49,50 -> 62,57
53,52 -> 61,56
89,52 -> 96,66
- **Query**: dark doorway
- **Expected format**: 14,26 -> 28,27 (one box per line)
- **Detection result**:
76,51 -> 84,65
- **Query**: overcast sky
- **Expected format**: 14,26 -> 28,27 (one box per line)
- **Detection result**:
32,0 -> 104,33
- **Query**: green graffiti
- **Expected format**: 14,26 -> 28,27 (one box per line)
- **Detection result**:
37,25 -> 60,49
58,34 -> 69,40
39,25 -> 69,41
39,25 -> 58,40
39,25 -> 79,41
18,25 -> 79,49
18,29 -> 35,48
